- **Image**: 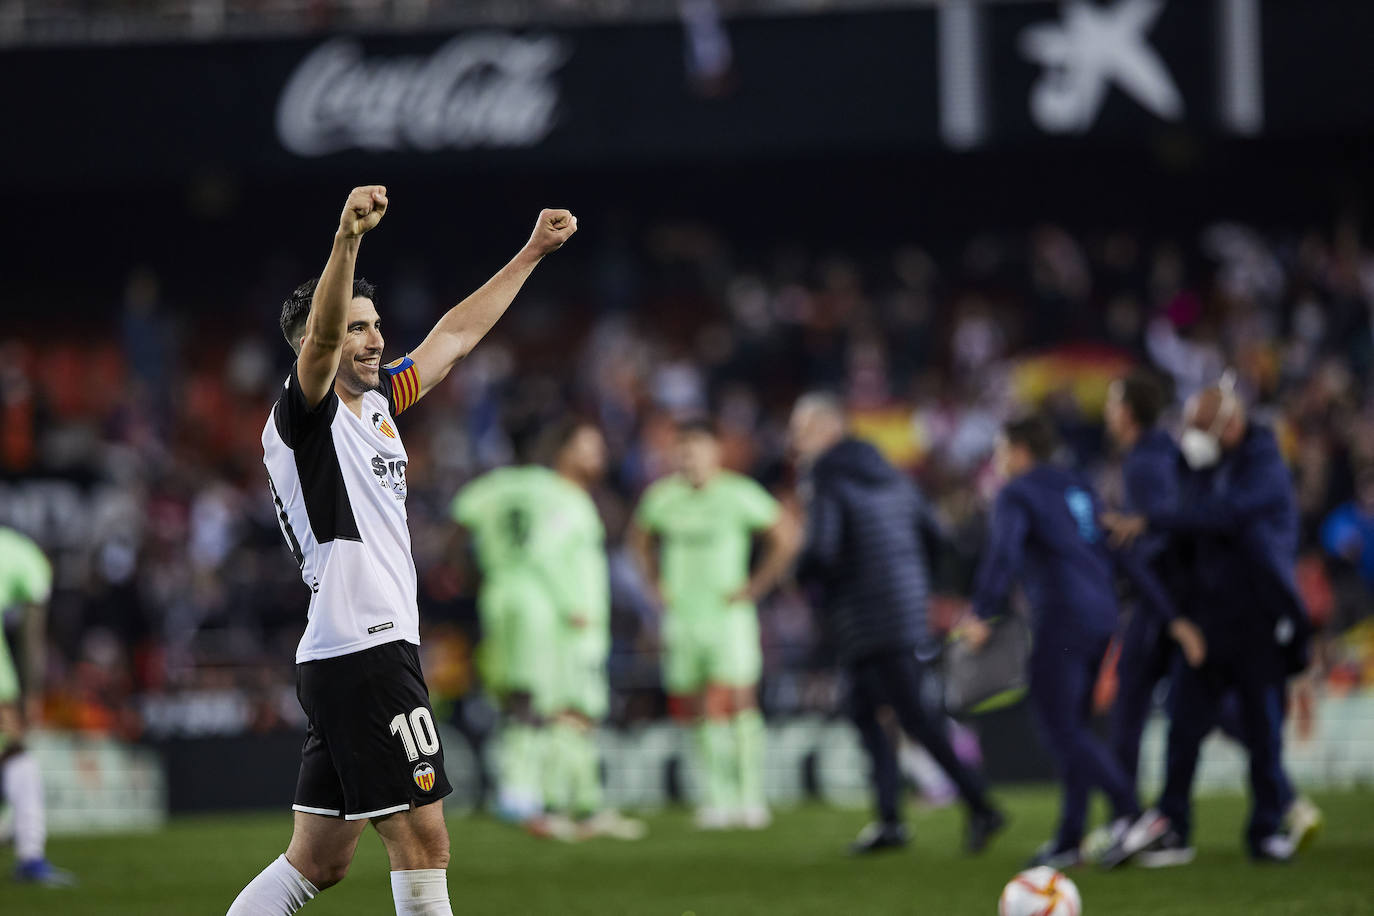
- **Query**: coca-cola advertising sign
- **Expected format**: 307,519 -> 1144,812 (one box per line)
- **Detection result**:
275,34 -> 569,157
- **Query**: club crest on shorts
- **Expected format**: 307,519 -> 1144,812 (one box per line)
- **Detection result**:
413,762 -> 436,793
371,411 -> 396,439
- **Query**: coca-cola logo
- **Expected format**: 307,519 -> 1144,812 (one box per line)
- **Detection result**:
276,34 -> 568,157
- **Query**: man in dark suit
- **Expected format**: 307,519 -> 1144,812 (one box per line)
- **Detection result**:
789,394 -> 1005,856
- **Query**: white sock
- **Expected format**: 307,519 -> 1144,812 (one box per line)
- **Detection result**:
3,751 -> 45,862
227,854 -> 319,915
390,868 -> 453,916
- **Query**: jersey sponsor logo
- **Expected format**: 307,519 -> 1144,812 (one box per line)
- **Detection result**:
370,455 -> 409,499
1064,487 -> 1100,542
368,622 -> 395,634
370,411 -> 397,439
413,761 -> 437,793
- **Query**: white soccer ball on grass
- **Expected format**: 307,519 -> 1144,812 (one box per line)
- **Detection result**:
998,866 -> 1081,916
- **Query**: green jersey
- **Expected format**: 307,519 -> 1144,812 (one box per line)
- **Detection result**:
540,476 -> 610,642
0,527 -> 50,705
0,527 -> 52,611
634,471 -> 779,617
452,465 -> 562,577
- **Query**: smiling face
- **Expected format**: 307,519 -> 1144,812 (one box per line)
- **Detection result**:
334,297 -> 384,396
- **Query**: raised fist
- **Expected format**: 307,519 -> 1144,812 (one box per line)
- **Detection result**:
525,208 -> 578,257
339,185 -> 388,238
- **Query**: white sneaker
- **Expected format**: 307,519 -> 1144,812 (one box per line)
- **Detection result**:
527,813 -> 581,842
581,810 -> 648,841
1081,817 -> 1127,863
694,807 -> 733,831
1254,833 -> 1296,863
1283,797 -> 1322,853
737,806 -> 772,830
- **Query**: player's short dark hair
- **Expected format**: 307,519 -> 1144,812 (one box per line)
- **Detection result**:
675,416 -> 717,438
535,416 -> 596,465
279,276 -> 379,354
1116,369 -> 1167,429
1003,414 -> 1058,462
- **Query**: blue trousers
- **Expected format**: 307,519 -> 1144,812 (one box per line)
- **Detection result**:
1111,610 -> 1295,814
1029,639 -> 1138,851
1110,609 -> 1172,790
1158,649 -> 1288,852
848,649 -> 994,826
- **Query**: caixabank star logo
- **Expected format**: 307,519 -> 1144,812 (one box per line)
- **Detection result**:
413,762 -> 436,793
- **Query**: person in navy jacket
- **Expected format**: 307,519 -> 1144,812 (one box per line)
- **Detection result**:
963,415 -> 1205,868
1101,385 -> 1310,866
1104,371 -> 1184,789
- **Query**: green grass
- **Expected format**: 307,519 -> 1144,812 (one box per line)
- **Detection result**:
9,788 -> 1374,915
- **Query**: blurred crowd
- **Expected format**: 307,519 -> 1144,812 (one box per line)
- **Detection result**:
5,212 -> 1374,740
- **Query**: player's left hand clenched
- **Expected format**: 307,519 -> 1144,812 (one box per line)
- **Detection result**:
525,208 -> 578,257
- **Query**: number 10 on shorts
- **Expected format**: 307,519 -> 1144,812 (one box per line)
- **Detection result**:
389,707 -> 440,761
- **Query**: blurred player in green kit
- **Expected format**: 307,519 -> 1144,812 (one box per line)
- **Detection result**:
537,420 -> 645,840
452,465 -> 562,826
630,419 -> 800,829
0,527 -> 74,886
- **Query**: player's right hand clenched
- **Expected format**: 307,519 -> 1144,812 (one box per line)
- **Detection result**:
339,185 -> 388,238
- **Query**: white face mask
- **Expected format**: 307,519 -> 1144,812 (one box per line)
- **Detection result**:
1179,427 -> 1222,469
1179,394 -> 1236,470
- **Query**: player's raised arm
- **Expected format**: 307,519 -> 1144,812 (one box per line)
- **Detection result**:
297,185 -> 388,407
404,208 -> 578,404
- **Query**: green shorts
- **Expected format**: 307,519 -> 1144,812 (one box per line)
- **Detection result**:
556,629 -> 609,720
478,573 -> 559,713
662,608 -> 761,696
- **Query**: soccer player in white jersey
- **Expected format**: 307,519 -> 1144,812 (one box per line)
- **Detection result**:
228,186 -> 576,916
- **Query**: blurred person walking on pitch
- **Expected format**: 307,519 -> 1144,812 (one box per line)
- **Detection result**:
229,187 -> 576,915
0,527 -> 75,887
962,416 -> 1205,869
630,418 -> 799,830
1101,384 -> 1312,867
788,394 -> 1005,857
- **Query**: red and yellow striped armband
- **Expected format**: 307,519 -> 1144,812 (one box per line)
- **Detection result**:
383,355 -> 421,415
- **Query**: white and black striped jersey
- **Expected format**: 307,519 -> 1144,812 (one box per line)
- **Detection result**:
262,356 -> 424,663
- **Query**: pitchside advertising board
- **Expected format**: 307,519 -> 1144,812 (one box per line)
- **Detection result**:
2,0 -> 1371,184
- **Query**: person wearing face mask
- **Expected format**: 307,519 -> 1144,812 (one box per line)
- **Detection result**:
1100,384 -> 1312,867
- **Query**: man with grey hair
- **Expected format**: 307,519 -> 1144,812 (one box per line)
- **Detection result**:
789,394 -> 1004,856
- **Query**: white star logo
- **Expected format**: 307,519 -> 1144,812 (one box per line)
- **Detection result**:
1020,0 -> 1184,133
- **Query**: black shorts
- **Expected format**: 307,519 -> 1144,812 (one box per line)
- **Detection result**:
293,640 -> 452,820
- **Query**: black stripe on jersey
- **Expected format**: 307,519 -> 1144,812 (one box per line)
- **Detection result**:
274,365 -> 362,545
266,470 -> 305,567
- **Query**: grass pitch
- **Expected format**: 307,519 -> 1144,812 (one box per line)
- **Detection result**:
8,787 -> 1373,915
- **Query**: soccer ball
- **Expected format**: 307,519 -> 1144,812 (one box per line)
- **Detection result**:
998,866 -> 1081,916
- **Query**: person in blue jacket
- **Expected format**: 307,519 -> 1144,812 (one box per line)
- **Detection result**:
1103,371 -> 1181,791
963,415 -> 1206,868
1101,385 -> 1311,866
